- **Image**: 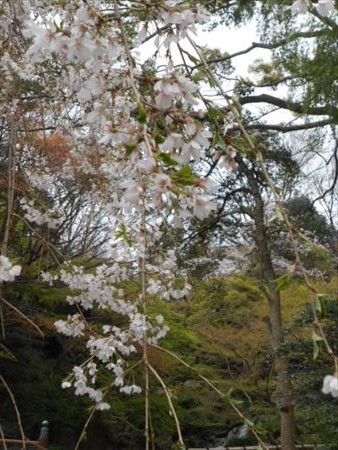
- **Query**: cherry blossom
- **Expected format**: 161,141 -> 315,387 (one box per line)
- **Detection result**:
55,314 -> 85,337
316,0 -> 335,15
192,194 -> 216,220
2,0 -> 337,437
154,72 -> 199,110
292,0 -> 311,13
322,375 -> 338,398
20,198 -> 61,229
120,384 -> 142,395
0,256 -> 21,282
292,0 -> 334,15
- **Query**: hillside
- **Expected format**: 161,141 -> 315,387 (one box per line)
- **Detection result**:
1,274 -> 337,449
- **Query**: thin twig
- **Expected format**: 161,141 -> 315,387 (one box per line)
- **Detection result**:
0,376 -> 26,450
0,425 -> 8,450
74,408 -> 96,450
148,363 -> 185,448
1,297 -> 44,338
151,344 -> 270,450
12,212 -> 63,265
72,359 -> 143,450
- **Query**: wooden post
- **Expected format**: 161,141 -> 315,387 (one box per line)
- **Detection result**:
38,420 -> 49,449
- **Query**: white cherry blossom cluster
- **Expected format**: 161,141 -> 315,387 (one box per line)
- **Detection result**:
154,73 -> 199,110
55,263 -> 130,311
20,198 -> 61,229
55,314 -> 85,337
49,260 -> 169,407
151,2 -> 209,50
0,256 -> 21,282
55,308 -> 168,408
24,6 -> 122,66
322,374 -> 338,397
159,119 -> 212,165
24,169 -> 59,191
62,364 -> 111,410
292,0 -> 335,15
18,0 -> 216,223
146,249 -> 191,301
158,2 -> 209,29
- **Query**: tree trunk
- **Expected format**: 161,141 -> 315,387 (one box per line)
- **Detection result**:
267,286 -> 296,450
237,156 -> 296,449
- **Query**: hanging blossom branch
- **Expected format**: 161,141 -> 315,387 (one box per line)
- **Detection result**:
0,2 -> 269,448
2,1 -> 219,443
4,0 -> 337,447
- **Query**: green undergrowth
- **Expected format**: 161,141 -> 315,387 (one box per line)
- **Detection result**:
0,274 -> 337,449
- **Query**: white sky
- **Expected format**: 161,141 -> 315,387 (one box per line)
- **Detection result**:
137,18 -> 290,124
136,15 -> 336,218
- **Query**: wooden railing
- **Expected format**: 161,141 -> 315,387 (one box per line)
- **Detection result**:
188,446 -> 330,450
0,438 -> 47,449
0,420 -> 48,449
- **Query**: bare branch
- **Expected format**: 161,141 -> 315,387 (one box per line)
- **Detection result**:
238,93 -> 337,116
244,119 -> 333,133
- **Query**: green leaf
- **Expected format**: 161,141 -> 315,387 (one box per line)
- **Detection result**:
0,343 -> 17,361
315,297 -> 323,315
213,132 -> 226,150
312,330 -> 324,360
312,330 -> 324,342
245,419 -> 255,428
185,52 -> 199,65
232,136 -> 246,153
172,166 -> 196,186
232,96 -> 243,115
313,339 -> 320,360
275,272 -> 294,292
171,443 -> 186,450
206,74 -> 217,89
136,104 -> 147,124
156,153 -> 179,167
298,232 -> 312,246
154,133 -> 166,145
226,387 -> 234,397
115,224 -> 134,246
125,143 -> 137,157
206,106 -> 223,122
79,431 -> 87,444
269,209 -> 284,223
256,152 -> 264,163
315,294 -> 327,316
